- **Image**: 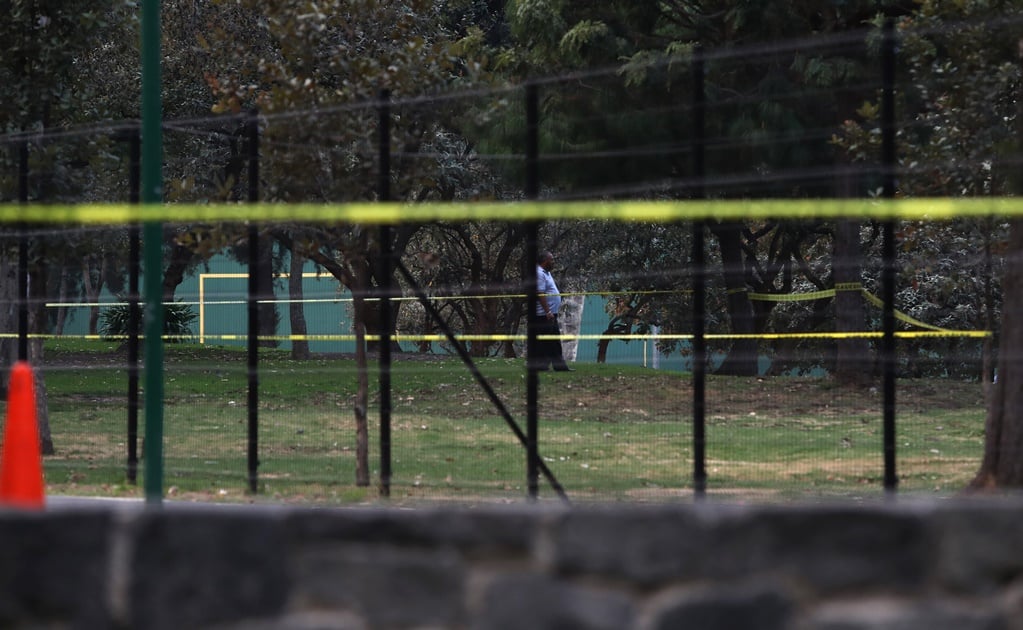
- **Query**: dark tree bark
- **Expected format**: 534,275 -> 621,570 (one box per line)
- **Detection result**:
299,243 -> 372,487
972,43 -> 1023,489
971,219 -> 1023,488
350,258 -> 372,488
28,263 -> 54,455
162,239 -> 194,302
288,250 -> 310,360
82,254 -> 105,336
710,221 -> 758,376
0,240 -> 56,454
833,219 -> 872,385
54,265 -> 69,336
256,240 -> 278,348
0,254 -> 16,398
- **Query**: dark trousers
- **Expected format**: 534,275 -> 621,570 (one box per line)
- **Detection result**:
529,314 -> 568,370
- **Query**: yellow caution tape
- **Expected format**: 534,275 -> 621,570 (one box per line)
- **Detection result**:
0,197 -> 1019,224
20,330 -> 990,345
747,289 -> 837,302
747,281 -> 953,333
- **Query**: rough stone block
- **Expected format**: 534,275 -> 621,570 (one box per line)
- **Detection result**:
124,510 -> 288,630
548,505 -> 711,584
642,584 -> 792,630
711,505 -> 930,594
471,571 -> 634,630
795,597 -> 1006,630
285,505 -> 540,556
289,543 -> 465,628
933,501 -> 1023,594
0,510 -> 112,628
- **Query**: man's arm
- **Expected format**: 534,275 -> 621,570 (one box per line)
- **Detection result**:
538,294 -> 553,318
536,269 -> 554,319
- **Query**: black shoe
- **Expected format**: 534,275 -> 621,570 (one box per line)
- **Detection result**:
554,366 -> 573,372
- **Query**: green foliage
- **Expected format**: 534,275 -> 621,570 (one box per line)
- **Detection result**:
829,1 -> 1018,375
834,0 -> 1022,197
100,300 -> 198,343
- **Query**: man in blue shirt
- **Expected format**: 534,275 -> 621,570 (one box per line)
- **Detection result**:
531,251 -> 572,371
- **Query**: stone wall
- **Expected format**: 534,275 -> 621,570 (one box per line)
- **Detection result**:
2,499 -> 1023,629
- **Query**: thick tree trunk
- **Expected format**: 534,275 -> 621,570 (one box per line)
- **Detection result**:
982,218 -> 997,399
466,295 -> 497,357
162,240 -> 194,302
288,251 -> 310,360
711,222 -> 758,376
0,254 -> 16,397
971,219 -> 1023,488
54,265 -> 69,336
257,241 -> 278,348
28,265 -> 54,455
82,255 -> 104,336
596,336 -> 610,364
833,219 -> 872,385
973,45 -> 1023,489
352,289 -> 370,488
301,244 -> 373,487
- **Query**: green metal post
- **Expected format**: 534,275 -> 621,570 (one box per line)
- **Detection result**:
141,0 -> 164,504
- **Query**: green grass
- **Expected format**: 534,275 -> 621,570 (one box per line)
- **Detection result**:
20,340 -> 988,505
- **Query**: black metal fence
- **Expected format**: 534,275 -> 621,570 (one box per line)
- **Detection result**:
0,19 -> 1000,503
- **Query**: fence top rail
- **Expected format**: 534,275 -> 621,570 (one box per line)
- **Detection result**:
0,198 -> 1016,224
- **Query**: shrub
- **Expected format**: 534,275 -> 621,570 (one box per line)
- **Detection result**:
100,299 -> 197,343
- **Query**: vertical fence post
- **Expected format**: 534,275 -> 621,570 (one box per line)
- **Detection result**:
141,0 -> 165,505
17,140 -> 28,363
881,18 -> 899,495
377,89 -> 393,498
691,46 -> 708,500
127,123 -> 141,484
247,108 -> 260,494
525,82 -> 540,501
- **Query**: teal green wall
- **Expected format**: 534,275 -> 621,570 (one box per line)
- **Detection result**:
60,254 -> 695,371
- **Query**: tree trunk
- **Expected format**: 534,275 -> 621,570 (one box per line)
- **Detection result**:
466,295 -> 497,357
833,219 -> 872,385
288,250 -> 310,360
971,219 -> 1023,488
973,43 -> 1023,489
502,299 -> 522,358
28,265 -> 54,455
29,338 -> 53,455
711,222 -> 758,376
54,265 -> 69,336
982,217 -> 997,400
162,240 -> 194,302
0,244 -> 55,454
0,253 -> 17,396
352,286 -> 370,488
257,241 -> 278,348
82,255 -> 105,336
596,336 -> 610,364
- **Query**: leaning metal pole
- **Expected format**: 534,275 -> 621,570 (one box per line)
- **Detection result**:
141,0 -> 165,505
393,260 -> 569,503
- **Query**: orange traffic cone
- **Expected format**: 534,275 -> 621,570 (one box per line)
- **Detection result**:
0,361 -> 45,509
